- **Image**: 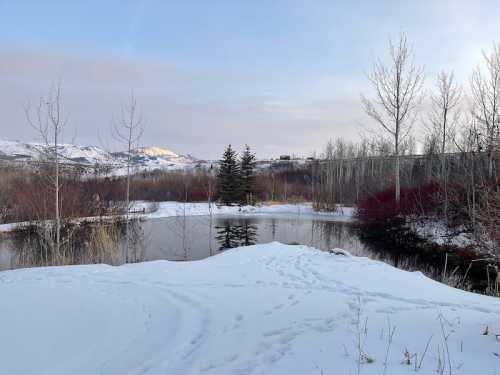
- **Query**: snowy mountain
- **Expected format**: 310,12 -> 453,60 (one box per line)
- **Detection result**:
132,146 -> 179,158
0,139 -> 200,173
0,139 -> 312,174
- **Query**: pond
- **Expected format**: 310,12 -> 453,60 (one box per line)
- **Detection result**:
0,214 -> 494,293
140,214 -> 368,261
0,214 -> 372,270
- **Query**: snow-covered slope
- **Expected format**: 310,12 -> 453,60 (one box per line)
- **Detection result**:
132,146 -> 179,158
1,243 -> 499,374
0,140 -> 313,174
0,139 -> 198,173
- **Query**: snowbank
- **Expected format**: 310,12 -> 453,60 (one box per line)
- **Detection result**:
1,242 -> 499,374
411,218 -> 476,248
0,222 -> 16,232
134,201 -> 354,222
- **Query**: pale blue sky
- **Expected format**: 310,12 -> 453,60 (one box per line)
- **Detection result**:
0,0 -> 499,157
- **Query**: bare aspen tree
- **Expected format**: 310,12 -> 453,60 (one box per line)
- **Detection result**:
429,72 -> 462,160
470,42 -> 500,180
181,172 -> 189,259
203,168 -> 216,256
361,33 -> 425,203
112,91 -> 144,260
454,116 -> 482,229
25,82 -> 67,262
428,71 -> 462,218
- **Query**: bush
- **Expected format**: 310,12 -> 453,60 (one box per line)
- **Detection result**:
356,182 -> 442,227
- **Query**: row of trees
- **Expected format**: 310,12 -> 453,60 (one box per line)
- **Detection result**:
217,145 -> 257,205
361,33 -> 499,205
311,32 -> 499,257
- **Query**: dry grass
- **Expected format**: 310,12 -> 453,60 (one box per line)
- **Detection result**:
10,218 -> 143,268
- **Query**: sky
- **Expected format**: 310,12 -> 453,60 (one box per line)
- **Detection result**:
0,0 -> 499,159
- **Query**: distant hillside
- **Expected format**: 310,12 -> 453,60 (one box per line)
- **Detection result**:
0,140 -> 199,174
0,140 -> 313,175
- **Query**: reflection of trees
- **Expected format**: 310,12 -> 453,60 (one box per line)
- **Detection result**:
309,220 -> 351,251
215,222 -> 240,250
126,220 -> 146,263
238,222 -> 258,246
9,219 -> 145,268
316,220 -> 343,250
215,219 -> 258,251
268,218 -> 277,240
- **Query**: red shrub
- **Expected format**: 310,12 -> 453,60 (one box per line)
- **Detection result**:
357,182 -> 442,226
186,188 -> 209,202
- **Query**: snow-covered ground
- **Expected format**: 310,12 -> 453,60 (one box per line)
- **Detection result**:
0,202 -> 353,233
0,242 -> 499,374
134,201 -> 354,222
410,218 -> 477,249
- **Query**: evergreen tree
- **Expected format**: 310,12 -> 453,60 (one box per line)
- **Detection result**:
240,144 -> 257,204
216,144 -> 242,205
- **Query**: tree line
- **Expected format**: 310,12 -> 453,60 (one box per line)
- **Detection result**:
313,33 -> 499,257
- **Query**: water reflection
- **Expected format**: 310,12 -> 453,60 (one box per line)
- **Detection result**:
0,215 -> 493,292
215,219 -> 258,250
0,219 -> 145,270
1,215 -> 360,269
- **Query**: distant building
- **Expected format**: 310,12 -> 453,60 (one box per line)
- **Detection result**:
279,155 -> 291,160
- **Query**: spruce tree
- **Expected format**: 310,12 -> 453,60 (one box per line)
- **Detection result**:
240,144 -> 257,205
217,144 -> 242,205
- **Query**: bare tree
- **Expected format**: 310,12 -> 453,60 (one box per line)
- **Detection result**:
112,91 -> 144,260
202,168 -> 216,256
470,42 -> 500,180
361,33 -> 425,203
25,82 -> 68,261
429,72 -> 462,158
428,71 -> 462,218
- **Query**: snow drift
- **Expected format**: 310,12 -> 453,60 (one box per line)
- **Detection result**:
0,242 -> 499,374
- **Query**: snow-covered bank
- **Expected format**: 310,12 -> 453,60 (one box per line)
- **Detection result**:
0,202 -> 353,233
412,219 -> 476,248
135,201 -> 354,222
1,242 -> 499,374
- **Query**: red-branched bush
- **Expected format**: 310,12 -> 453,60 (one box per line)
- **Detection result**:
10,173 -> 125,222
356,182 -> 442,227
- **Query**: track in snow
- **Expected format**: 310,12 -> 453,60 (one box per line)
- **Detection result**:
1,243 -> 500,374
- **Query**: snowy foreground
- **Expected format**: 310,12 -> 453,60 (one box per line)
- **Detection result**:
1,243 -> 499,374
